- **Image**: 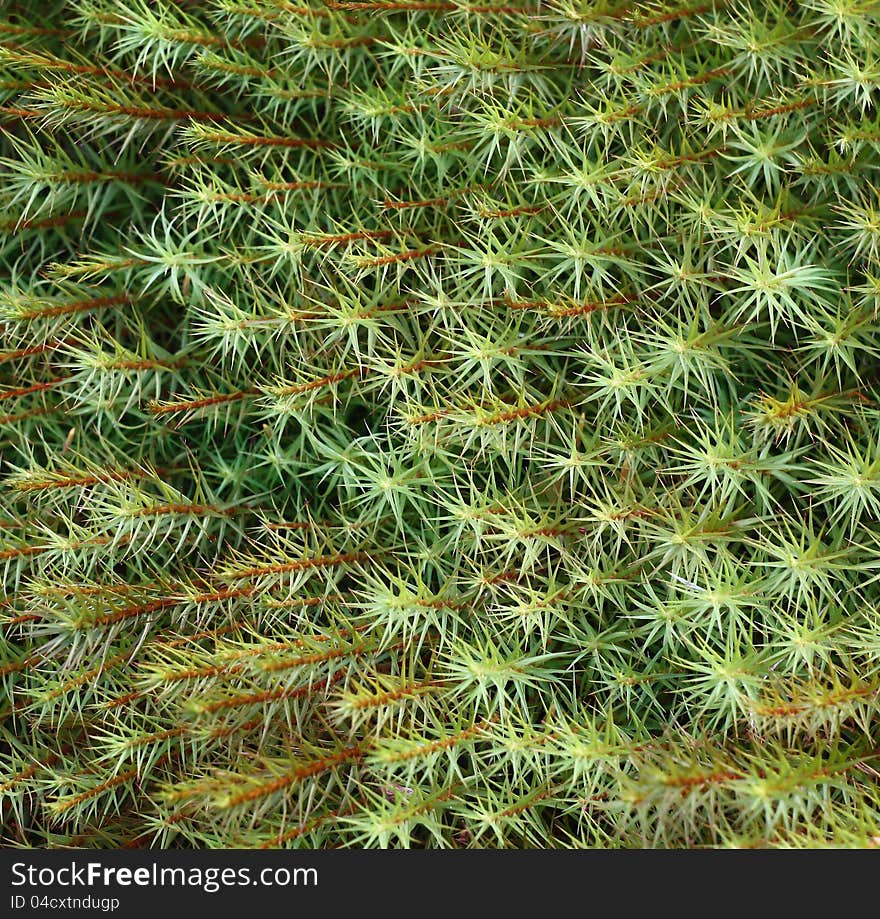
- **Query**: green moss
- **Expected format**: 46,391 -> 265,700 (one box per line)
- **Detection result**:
2,0 -> 880,848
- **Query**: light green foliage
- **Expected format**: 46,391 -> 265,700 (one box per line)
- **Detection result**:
1,0 -> 880,849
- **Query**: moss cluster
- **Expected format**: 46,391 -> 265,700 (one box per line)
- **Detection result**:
2,0 -> 880,847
